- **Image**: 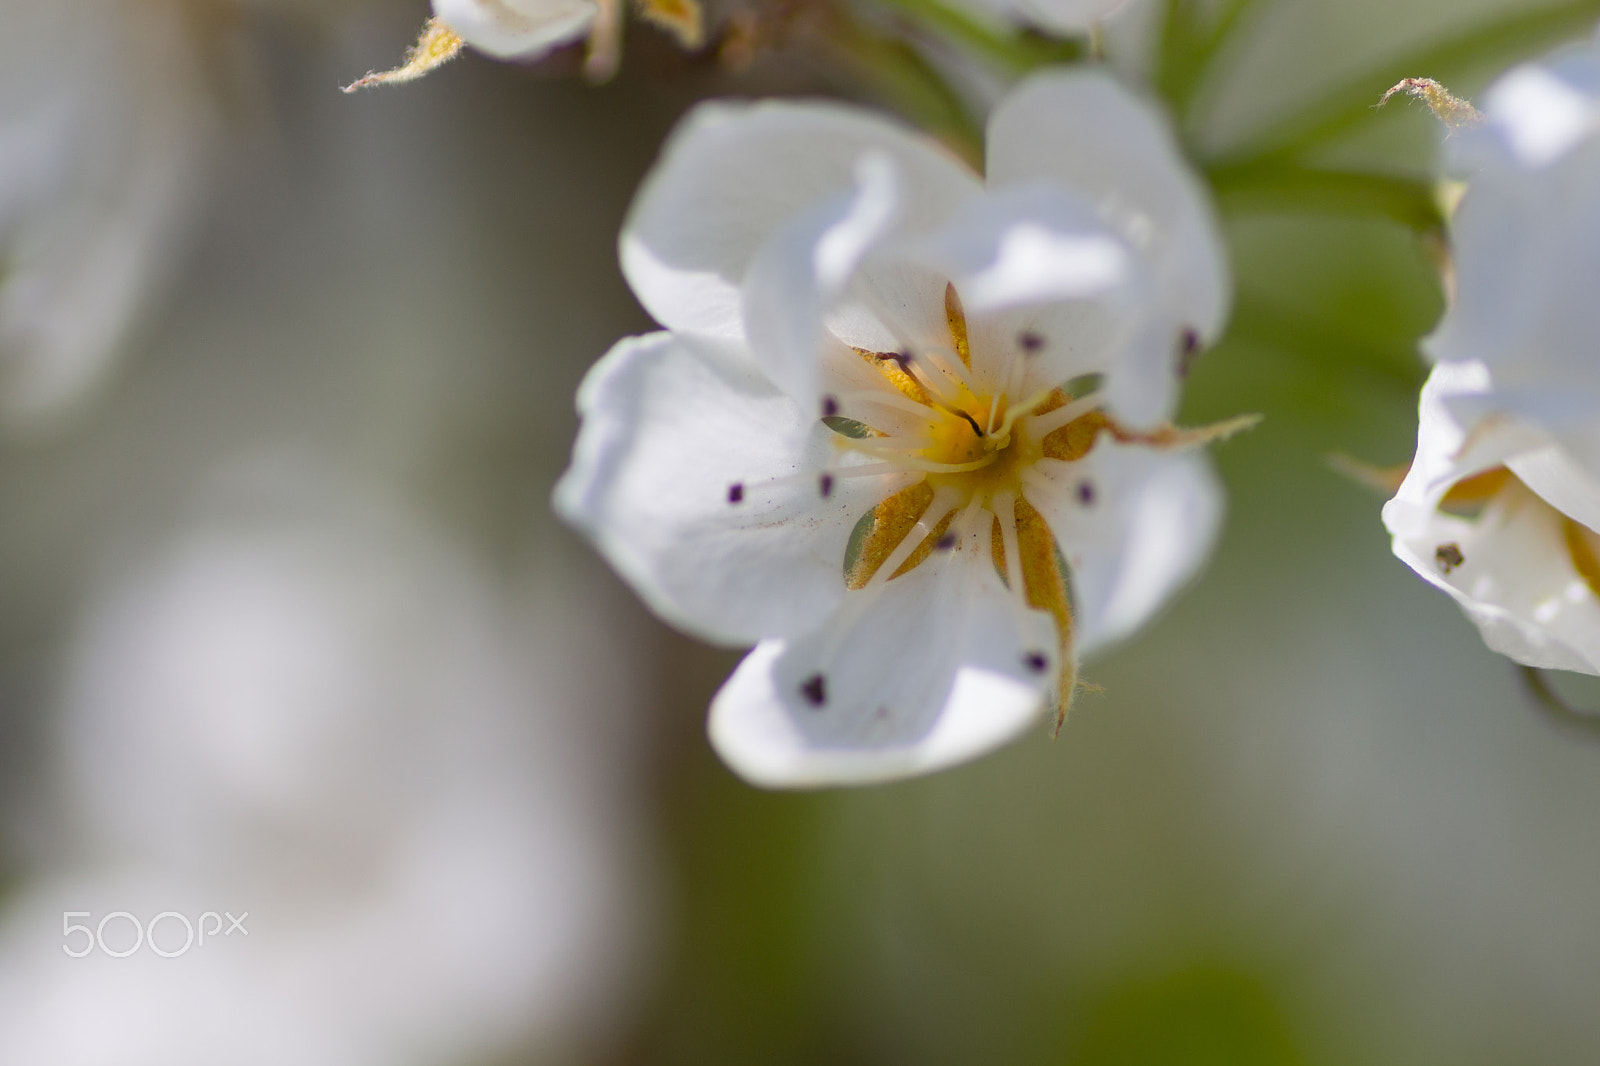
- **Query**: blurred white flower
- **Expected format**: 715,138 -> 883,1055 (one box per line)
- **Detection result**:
0,0 -> 216,429
0,464 -> 652,1065
1384,27 -> 1600,676
557,70 -> 1236,787
0,0 -> 382,429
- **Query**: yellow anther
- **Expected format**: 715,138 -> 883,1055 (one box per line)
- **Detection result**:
944,283 -> 971,368
847,483 -> 935,589
855,347 -> 933,406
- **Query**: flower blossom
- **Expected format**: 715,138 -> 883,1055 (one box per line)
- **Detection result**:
1384,26 -> 1600,675
557,70 -> 1237,787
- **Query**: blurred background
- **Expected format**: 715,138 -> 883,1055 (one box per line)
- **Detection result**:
1,0 -> 1599,1062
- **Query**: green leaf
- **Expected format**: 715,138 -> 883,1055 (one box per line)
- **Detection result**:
1207,164 -> 1447,233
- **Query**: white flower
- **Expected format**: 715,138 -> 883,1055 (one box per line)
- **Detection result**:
556,70 -> 1235,788
1384,27 -> 1600,675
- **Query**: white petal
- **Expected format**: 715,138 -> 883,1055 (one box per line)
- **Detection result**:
1392,363 -> 1600,535
1507,446 -> 1600,539
742,153 -> 902,409
1422,180 -> 1542,371
1430,146 -> 1600,391
1435,35 -> 1600,390
826,263 -> 951,357
986,70 -> 1231,345
433,0 -> 596,60
915,187 -> 1134,311
1025,443 -> 1222,656
553,331 -> 914,645
1385,363 -> 1519,566
1421,34 -> 1600,517
621,100 -> 982,340
1388,483 -> 1600,675
1386,361 -> 1600,674
904,184 -> 1151,397
709,545 -> 1058,788
1479,60 -> 1600,170
1097,313 -> 1188,427
1387,361 -> 1520,517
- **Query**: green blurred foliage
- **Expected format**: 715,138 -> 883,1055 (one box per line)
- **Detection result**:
1069,965 -> 1306,1066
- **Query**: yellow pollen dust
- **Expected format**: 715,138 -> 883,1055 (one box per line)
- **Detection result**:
919,392 -> 1041,507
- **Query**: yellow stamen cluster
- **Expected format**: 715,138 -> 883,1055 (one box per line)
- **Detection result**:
835,284 -> 1093,721
829,283 -> 1252,728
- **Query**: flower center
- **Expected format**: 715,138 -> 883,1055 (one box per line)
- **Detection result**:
814,281 -> 1113,551
923,402 -> 992,469
917,391 -> 1049,509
